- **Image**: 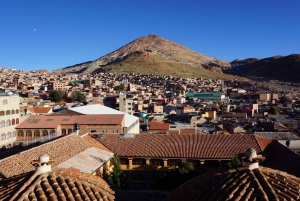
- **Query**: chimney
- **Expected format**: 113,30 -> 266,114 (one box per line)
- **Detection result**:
242,148 -> 259,170
31,154 -> 54,175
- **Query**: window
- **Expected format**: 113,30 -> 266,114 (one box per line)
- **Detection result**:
6,119 -> 11,126
11,110 -> 15,114
132,158 -> 145,165
16,118 -> 19,124
1,133 -> 5,140
167,159 -> 180,167
120,158 -> 128,165
6,110 -> 10,115
6,132 -> 11,139
0,111 -> 4,116
34,130 -> 40,137
16,109 -> 19,114
26,130 -> 32,137
18,130 -> 24,137
0,120 -> 4,128
62,129 -> 66,135
50,130 -> 55,134
12,131 -> 16,137
43,130 -> 48,136
151,159 -> 163,166
2,99 -> 7,105
12,119 -> 15,125
68,129 -> 72,134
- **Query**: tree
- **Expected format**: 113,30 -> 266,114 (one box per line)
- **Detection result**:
178,161 -> 195,174
227,153 -> 242,167
114,83 -> 126,91
106,155 -> 128,188
49,90 -> 64,103
69,91 -> 86,103
83,80 -> 91,89
269,106 -> 279,115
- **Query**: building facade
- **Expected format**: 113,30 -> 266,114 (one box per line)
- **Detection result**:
0,92 -> 20,148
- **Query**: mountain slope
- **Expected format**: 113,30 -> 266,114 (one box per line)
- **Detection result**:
229,54 -> 300,82
55,34 -> 236,79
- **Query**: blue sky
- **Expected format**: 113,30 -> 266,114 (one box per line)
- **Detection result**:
1,0 -> 299,71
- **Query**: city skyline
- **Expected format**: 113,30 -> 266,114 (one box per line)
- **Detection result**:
1,0 -> 299,71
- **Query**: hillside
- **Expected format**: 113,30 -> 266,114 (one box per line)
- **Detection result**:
55,34 -> 244,80
229,54 -> 300,82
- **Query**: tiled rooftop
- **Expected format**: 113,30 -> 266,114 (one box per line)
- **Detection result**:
254,132 -> 300,140
0,168 -> 115,201
0,134 -> 111,178
16,114 -> 124,129
149,121 -> 170,130
166,166 -> 300,201
97,134 -> 270,159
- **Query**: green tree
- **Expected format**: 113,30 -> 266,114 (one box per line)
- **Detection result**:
178,161 -> 195,174
107,83 -> 114,88
69,91 -> 86,103
269,106 -> 279,115
107,155 -> 128,188
49,90 -> 64,103
227,153 -> 242,167
114,83 -> 126,91
83,80 -> 91,88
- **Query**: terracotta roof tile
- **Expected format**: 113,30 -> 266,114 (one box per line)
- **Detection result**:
0,169 -> 115,201
0,134 -> 91,178
16,114 -> 124,129
82,134 -> 111,152
149,121 -> 170,130
97,134 -> 265,159
166,166 -> 300,201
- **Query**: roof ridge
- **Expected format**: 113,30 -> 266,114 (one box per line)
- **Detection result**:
253,168 -> 279,200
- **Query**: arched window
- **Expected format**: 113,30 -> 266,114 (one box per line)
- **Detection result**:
0,111 -> 4,116
6,132 -> 11,139
6,110 -> 10,115
6,119 -> 11,126
16,109 -> 19,114
62,129 -> 66,135
12,119 -> 15,125
68,129 -> 73,134
0,120 -> 4,128
43,130 -> 48,136
11,109 -> 15,114
12,131 -> 16,137
18,130 -> 24,137
26,130 -> 32,137
34,130 -> 40,137
16,118 -> 19,124
2,99 -> 7,105
1,133 -> 6,140
50,130 -> 55,134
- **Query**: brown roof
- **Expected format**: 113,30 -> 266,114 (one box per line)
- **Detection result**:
97,134 -> 269,159
166,166 -> 300,201
16,114 -> 124,129
0,169 -> 114,201
82,134 -> 111,152
0,134 -> 111,178
149,121 -> 170,130
27,107 -> 52,114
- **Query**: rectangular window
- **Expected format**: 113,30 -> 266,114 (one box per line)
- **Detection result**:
120,158 -> 128,165
91,130 -> 96,133
151,159 -> 163,166
167,159 -> 180,167
132,158 -> 145,165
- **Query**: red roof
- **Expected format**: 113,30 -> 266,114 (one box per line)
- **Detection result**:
16,114 -> 124,129
97,134 -> 270,159
149,121 -> 170,130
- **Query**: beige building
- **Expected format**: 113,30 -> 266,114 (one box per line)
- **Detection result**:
0,92 -> 20,148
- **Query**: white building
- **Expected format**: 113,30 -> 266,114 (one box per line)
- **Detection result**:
68,104 -> 140,134
0,92 -> 20,148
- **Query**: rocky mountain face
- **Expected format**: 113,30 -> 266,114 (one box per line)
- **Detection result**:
56,34 -> 231,74
229,54 -> 300,82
